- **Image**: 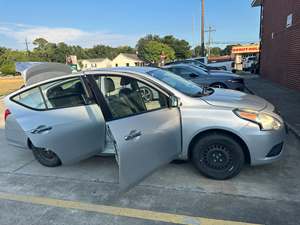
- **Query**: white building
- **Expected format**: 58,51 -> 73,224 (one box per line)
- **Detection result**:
112,53 -> 144,67
79,58 -> 112,71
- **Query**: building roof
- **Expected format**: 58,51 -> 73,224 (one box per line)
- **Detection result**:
120,53 -> 143,62
251,0 -> 262,7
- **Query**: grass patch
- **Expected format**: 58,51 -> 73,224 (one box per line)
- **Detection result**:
0,76 -> 24,97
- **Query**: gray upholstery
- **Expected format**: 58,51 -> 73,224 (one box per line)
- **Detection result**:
104,78 -> 115,93
120,77 -> 132,86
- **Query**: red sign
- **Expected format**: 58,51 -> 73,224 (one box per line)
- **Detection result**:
232,45 -> 260,54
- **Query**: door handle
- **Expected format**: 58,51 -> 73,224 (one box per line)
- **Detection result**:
124,130 -> 142,141
30,125 -> 52,134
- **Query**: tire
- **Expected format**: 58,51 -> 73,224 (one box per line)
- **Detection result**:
191,133 -> 245,180
210,83 -> 227,89
32,147 -> 62,167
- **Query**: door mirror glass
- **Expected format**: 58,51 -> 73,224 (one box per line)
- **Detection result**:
168,95 -> 178,107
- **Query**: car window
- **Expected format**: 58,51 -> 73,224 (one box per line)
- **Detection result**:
40,78 -> 89,109
148,69 -> 203,97
12,87 -> 46,110
97,75 -> 168,120
175,67 -> 197,79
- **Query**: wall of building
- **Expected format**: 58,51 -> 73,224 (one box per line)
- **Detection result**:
112,54 -> 143,67
260,0 -> 300,90
80,58 -> 112,70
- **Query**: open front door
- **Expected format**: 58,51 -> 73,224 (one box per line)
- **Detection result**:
107,108 -> 181,190
90,73 -> 182,191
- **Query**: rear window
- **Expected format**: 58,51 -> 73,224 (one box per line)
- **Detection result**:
12,77 -> 90,110
40,78 -> 88,109
12,87 -> 46,110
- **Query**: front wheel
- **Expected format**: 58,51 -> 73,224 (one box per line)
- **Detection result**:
191,133 -> 245,180
32,147 -> 62,167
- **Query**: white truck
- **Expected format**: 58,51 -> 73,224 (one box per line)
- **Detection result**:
193,57 -> 234,72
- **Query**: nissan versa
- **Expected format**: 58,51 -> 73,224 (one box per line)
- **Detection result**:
4,63 -> 287,190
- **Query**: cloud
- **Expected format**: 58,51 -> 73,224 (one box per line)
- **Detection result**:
0,23 -> 139,49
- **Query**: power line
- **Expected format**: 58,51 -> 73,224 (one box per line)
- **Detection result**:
205,26 -> 216,56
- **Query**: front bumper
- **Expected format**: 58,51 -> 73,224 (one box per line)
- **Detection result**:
240,122 -> 287,166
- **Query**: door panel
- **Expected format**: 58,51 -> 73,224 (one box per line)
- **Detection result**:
6,100 -> 106,164
5,76 -> 106,164
108,108 -> 181,191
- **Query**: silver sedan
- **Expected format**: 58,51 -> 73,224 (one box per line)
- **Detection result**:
4,64 -> 287,190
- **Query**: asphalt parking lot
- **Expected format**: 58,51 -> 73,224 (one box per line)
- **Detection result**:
0,98 -> 300,225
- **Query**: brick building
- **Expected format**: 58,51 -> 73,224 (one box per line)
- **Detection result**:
252,0 -> 300,91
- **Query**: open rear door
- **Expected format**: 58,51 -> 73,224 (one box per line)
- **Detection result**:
5,76 -> 106,165
107,108 -> 182,191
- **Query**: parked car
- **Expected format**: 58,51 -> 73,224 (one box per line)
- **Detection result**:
192,57 -> 234,71
165,59 -> 227,71
163,64 -> 245,91
243,56 -> 258,71
4,64 -> 286,190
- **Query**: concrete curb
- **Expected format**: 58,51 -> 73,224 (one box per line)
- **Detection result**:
246,86 -> 300,139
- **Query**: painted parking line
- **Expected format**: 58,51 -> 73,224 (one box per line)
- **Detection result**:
0,192 -> 262,225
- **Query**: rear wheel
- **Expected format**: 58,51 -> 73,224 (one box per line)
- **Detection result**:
32,147 -> 62,167
191,133 -> 244,180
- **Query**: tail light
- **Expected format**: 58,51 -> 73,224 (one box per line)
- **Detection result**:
4,109 -> 11,121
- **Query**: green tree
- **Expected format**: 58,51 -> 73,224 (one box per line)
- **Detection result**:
193,45 -> 207,57
221,45 -> 235,56
0,50 -> 33,75
209,47 -> 222,56
136,35 -> 162,59
161,35 -> 192,59
0,47 -> 7,57
141,40 -> 175,63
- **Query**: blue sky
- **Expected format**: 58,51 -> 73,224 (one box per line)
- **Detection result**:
0,0 -> 260,50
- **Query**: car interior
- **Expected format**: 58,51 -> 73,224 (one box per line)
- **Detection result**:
45,79 -> 87,108
103,77 -> 147,118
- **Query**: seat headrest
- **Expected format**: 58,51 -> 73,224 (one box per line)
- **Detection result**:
120,77 -> 133,86
104,78 -> 115,93
47,86 -> 64,98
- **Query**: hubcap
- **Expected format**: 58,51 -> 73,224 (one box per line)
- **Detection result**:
203,144 -> 232,170
41,149 -> 56,160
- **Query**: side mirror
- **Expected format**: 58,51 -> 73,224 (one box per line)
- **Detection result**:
168,95 -> 179,107
189,73 -> 198,78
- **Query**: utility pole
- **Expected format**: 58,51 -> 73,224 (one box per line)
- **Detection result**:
24,38 -> 30,55
201,0 -> 205,57
205,26 -> 216,57
192,15 -> 195,56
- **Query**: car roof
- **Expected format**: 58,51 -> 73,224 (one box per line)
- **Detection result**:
89,66 -> 158,74
163,63 -> 192,68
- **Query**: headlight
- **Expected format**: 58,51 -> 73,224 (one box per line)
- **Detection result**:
234,109 -> 282,131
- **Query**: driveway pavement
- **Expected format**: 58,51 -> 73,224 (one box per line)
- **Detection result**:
0,98 -> 300,225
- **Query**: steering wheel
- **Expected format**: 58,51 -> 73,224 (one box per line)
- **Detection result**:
139,86 -> 153,103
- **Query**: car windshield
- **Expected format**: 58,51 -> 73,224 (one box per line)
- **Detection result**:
148,69 -> 204,97
188,65 -> 209,74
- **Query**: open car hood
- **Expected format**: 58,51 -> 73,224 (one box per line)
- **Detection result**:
16,62 -> 73,86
